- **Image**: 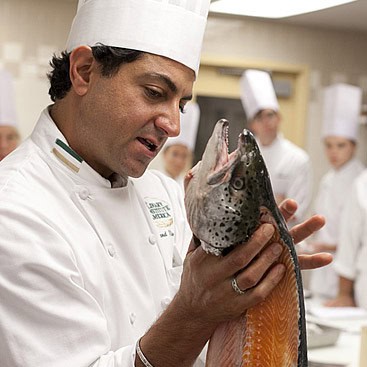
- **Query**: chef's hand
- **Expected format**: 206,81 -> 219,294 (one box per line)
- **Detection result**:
278,199 -> 333,270
181,223 -> 285,324
324,295 -> 356,307
324,276 -> 356,307
179,198 -> 331,326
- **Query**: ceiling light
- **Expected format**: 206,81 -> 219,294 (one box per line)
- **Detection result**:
209,0 -> 357,19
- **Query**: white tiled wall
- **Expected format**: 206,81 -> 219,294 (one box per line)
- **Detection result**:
0,0 -> 76,139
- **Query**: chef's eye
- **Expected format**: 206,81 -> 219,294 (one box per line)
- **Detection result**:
145,87 -> 163,99
231,177 -> 245,190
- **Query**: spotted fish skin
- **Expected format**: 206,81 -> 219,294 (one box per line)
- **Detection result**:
185,119 -> 307,367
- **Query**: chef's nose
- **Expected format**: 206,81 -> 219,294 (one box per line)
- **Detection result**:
155,110 -> 180,138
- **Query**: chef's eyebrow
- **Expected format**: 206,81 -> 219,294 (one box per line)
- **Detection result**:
142,72 -> 192,101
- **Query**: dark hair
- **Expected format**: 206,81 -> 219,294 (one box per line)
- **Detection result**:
47,44 -> 143,102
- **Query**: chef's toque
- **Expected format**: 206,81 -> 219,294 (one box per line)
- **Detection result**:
165,101 -> 200,152
240,69 -> 279,121
66,0 -> 210,75
322,83 -> 362,141
0,69 -> 17,127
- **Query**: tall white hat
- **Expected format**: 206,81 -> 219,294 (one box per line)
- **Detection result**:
165,101 -> 200,151
240,69 -> 279,121
0,69 -> 17,127
321,83 -> 362,141
66,0 -> 210,75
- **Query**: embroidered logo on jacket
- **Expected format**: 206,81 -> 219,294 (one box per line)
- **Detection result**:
145,198 -> 174,229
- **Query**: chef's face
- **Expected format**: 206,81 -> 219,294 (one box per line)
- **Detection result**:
0,125 -> 20,161
69,49 -> 195,179
324,136 -> 356,169
163,144 -> 191,179
249,109 -> 280,146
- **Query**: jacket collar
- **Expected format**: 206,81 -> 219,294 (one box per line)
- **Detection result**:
31,106 -> 127,188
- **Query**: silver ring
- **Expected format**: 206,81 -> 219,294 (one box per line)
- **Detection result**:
231,277 -> 246,295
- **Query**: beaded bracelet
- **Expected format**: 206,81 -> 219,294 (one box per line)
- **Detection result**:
135,338 -> 155,367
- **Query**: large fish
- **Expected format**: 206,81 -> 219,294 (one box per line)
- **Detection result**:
185,119 -> 307,366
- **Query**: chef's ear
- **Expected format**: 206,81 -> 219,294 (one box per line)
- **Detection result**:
69,46 -> 95,96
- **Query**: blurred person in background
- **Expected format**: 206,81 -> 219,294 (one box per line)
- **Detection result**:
161,101 -> 200,188
308,83 -> 364,302
240,69 -> 312,226
325,166 -> 367,309
0,69 -> 20,161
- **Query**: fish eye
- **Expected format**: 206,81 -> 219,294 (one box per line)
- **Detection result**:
231,177 -> 245,190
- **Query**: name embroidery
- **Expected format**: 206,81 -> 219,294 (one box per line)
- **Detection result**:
145,198 -> 174,231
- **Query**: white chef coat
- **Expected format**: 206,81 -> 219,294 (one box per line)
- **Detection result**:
309,158 -> 365,299
258,134 -> 312,224
160,168 -> 185,192
334,169 -> 367,309
0,108 -> 196,367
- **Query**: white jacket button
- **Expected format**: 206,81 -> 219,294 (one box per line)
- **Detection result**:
148,234 -> 156,245
129,312 -> 136,325
107,245 -> 115,257
79,187 -> 90,200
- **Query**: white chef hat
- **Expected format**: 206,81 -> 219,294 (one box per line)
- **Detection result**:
0,69 -> 17,127
321,83 -> 362,141
165,101 -> 200,152
240,69 -> 279,121
66,0 -> 210,75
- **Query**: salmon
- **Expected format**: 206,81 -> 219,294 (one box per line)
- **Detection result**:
185,119 -> 307,366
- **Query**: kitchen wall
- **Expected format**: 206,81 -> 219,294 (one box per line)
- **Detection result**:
1,1 -> 367,211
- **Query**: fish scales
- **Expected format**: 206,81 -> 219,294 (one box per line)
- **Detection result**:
185,119 -> 307,367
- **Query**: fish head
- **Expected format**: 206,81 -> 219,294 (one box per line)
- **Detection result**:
185,119 -> 274,255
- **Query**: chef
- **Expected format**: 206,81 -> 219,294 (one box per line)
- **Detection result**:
0,68 -> 20,161
240,69 -> 313,225
327,167 -> 367,309
308,83 -> 364,301
0,1 -> 332,366
161,101 -> 200,189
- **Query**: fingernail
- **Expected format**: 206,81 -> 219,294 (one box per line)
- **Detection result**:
272,244 -> 283,256
262,224 -> 274,237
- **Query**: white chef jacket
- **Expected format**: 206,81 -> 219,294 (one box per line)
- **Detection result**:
309,158 -> 365,299
160,168 -> 185,192
334,169 -> 367,309
258,134 -> 312,224
0,108 -> 195,367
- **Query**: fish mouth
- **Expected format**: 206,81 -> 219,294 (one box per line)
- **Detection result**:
238,129 -> 258,151
207,119 -> 249,185
215,119 -> 230,167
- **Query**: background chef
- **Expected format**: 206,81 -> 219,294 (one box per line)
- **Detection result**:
0,68 -> 20,161
161,101 -> 200,189
326,165 -> 367,309
308,83 -> 364,301
240,69 -> 313,226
